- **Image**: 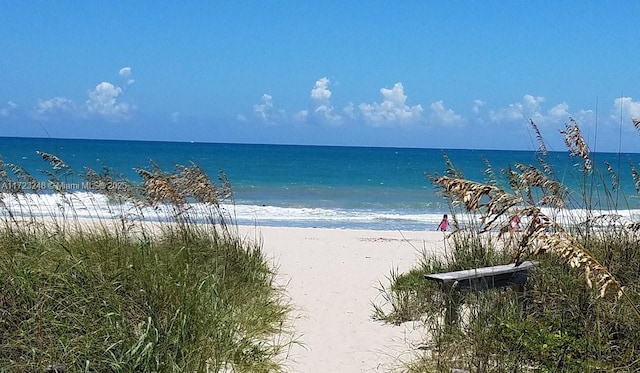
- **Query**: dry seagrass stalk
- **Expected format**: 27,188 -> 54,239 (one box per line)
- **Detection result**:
530,231 -> 623,299
559,118 -> 592,171
217,171 -> 233,200
481,156 -> 498,186
506,166 -> 522,193
0,157 -> 9,181
631,164 -> 640,194
36,151 -> 72,174
175,164 -> 220,205
430,176 -> 522,228
8,164 -> 41,194
441,153 -> 464,179
84,168 -> 113,194
136,168 -> 186,206
84,167 -> 137,201
633,117 -> 640,135
508,206 -> 556,262
536,155 -> 555,178
627,222 -> 640,232
529,119 -> 548,156
513,163 -> 567,208
604,161 -> 620,191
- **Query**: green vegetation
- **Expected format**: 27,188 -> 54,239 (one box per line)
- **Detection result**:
0,155 -> 293,371
375,119 -> 640,372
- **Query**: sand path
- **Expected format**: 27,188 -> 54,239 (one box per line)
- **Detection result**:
238,226 -> 448,372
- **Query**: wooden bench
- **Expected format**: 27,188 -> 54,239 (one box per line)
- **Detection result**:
424,261 -> 539,325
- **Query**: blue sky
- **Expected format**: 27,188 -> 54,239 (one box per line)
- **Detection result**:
2,2 -> 640,152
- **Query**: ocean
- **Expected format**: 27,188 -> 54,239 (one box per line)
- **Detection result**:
1,136 -> 640,230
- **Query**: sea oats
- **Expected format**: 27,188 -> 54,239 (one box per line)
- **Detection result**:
36,151 -> 72,174
604,161 -> 619,191
8,164 -> 41,194
175,164 -> 220,205
560,118 -> 592,171
529,119 -> 548,156
530,232 -> 623,299
429,175 -> 521,230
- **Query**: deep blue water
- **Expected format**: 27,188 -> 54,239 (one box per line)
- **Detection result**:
1,136 -> 640,230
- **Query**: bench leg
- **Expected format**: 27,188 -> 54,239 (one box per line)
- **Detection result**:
444,284 -> 461,326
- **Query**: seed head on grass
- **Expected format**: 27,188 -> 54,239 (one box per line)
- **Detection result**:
37,151 -> 73,175
136,168 -> 186,207
429,175 -> 522,231
510,163 -> 567,209
7,163 -> 41,194
530,119 -> 548,156
530,232 -> 623,299
633,117 -> 640,135
631,164 -> 640,194
174,164 -> 229,206
560,118 -> 592,172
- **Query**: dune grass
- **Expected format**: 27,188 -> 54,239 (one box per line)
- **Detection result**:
0,156 -> 293,372
375,118 -> 640,372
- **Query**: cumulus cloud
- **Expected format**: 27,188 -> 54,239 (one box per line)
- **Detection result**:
293,110 -> 308,123
548,102 -> 570,121
307,77 -> 343,125
33,97 -> 76,120
490,95 -> 546,123
0,101 -> 17,117
472,99 -> 485,114
613,97 -> 640,121
429,100 -> 463,125
314,105 -> 342,125
311,77 -> 332,102
343,102 -> 356,119
252,94 -> 286,124
86,82 -> 131,120
253,94 -> 274,121
119,66 -> 135,85
358,82 -> 423,126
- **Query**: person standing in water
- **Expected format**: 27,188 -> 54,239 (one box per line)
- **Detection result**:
437,214 -> 449,231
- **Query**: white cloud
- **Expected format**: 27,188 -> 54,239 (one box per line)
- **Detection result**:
310,77 -> 332,102
119,66 -> 135,85
343,102 -> 356,119
253,94 -> 274,121
489,95 -> 547,123
358,82 -> 423,126
314,105 -> 342,125
33,97 -> 75,120
252,94 -> 286,124
472,99 -> 484,114
86,82 -> 131,120
548,102 -> 570,121
613,97 -> 640,121
0,101 -> 17,117
293,110 -> 308,123
429,100 -> 463,125
307,77 -> 343,125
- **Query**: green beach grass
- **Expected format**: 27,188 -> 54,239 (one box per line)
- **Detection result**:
0,156 -> 294,372
375,119 -> 640,372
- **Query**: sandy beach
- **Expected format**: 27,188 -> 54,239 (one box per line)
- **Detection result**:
237,226 -> 449,372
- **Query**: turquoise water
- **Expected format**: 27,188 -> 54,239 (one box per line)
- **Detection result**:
1,136 -> 640,230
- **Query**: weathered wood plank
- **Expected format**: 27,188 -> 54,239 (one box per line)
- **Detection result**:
424,261 -> 538,283
424,261 -> 539,324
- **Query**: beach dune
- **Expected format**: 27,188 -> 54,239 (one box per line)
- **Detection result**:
238,226 -> 448,372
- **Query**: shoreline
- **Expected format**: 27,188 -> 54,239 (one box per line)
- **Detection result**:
237,225 -> 449,372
